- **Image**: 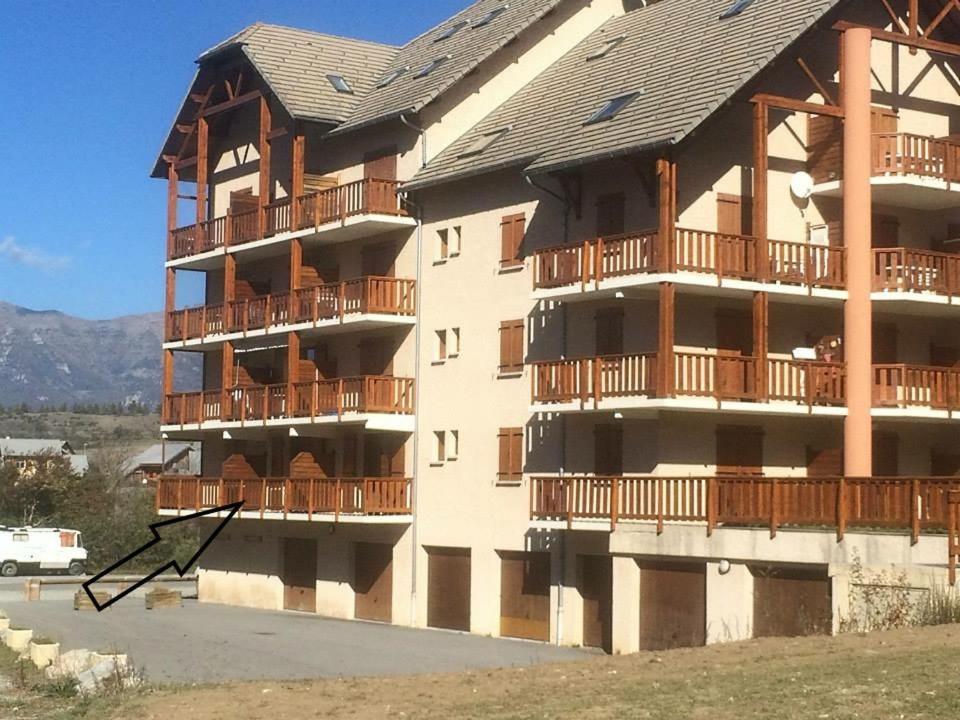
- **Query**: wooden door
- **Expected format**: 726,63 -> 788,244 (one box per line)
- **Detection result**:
872,214 -> 900,249
363,146 -> 398,181
716,310 -> 755,399
639,561 -> 706,650
499,552 -> 550,642
753,565 -> 831,637
716,425 -> 763,476
361,241 -> 396,278
595,308 -> 624,356
364,434 -> 405,477
594,424 -> 623,476
873,431 -> 899,476
354,542 -> 393,623
717,193 -> 753,236
806,446 -> 843,477
427,547 -> 471,631
282,538 -> 317,613
342,432 -> 359,477
230,188 -> 259,214
579,555 -> 612,653
596,193 -> 625,237
872,107 -> 898,133
873,323 -> 898,364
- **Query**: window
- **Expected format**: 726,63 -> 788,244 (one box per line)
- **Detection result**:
436,20 -> 468,41
12,533 -> 27,543
434,431 -> 446,463
436,329 -> 448,361
377,67 -> 408,88
327,74 -> 353,94
473,5 -> 508,28
459,126 -> 511,157
720,0 -> 757,19
415,56 -> 450,79
448,431 -> 459,460
585,92 -> 641,125
499,319 -> 524,374
500,212 -> 525,268
450,327 -> 461,357
497,427 -> 523,484
586,35 -> 625,61
437,228 -> 449,260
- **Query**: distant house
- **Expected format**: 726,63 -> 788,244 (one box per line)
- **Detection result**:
123,442 -> 200,485
0,438 -> 89,477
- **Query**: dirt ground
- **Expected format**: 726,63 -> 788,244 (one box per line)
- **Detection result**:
98,624 -> 960,720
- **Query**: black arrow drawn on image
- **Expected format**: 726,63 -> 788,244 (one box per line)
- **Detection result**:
82,502 -> 243,612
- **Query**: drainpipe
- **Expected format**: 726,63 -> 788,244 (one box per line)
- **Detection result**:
400,114 -> 427,169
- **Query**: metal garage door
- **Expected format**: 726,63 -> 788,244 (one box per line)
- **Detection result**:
579,555 -> 612,653
639,560 -> 706,650
427,547 -> 471,631
354,542 -> 393,623
282,538 -> 317,613
753,565 -> 831,637
499,551 -> 550,642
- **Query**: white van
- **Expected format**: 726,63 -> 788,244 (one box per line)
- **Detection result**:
0,526 -> 88,577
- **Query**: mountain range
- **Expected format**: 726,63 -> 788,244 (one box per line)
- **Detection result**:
0,301 -> 199,408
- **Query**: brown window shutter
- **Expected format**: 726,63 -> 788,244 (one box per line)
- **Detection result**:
500,213 -> 525,268
510,428 -> 523,481
499,320 -> 524,373
498,427 -> 523,483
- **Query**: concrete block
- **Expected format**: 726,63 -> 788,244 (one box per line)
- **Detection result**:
74,590 -> 111,611
29,641 -> 60,669
3,627 -> 33,653
145,587 -> 182,610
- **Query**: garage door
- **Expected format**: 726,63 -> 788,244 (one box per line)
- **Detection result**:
282,538 -> 317,613
639,560 -> 706,650
579,555 -> 612,653
499,551 -> 550,641
354,542 -> 393,623
427,547 -> 471,631
753,565 -> 831,637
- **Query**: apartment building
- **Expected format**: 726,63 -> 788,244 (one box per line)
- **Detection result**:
155,0 -> 960,653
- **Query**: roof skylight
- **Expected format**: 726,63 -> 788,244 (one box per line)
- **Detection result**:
436,20 -> 468,41
377,67 -> 408,88
719,0 -> 757,19
472,5 -> 509,28
459,126 -> 512,157
415,55 -> 451,79
584,92 -> 641,125
586,35 -> 625,61
327,74 -> 353,94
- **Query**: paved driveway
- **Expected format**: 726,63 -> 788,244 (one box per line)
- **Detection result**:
1,600 -> 589,683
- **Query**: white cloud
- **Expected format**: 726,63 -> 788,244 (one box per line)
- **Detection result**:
0,236 -> 70,272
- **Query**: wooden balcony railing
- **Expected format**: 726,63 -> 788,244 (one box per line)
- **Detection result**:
872,132 -> 960,183
873,247 -> 960,298
874,364 -> 960,411
165,277 -> 415,342
295,178 -> 407,231
531,353 -> 845,407
156,476 -> 412,519
167,179 -> 406,260
163,376 -> 414,425
530,474 -> 960,541
533,229 -> 845,290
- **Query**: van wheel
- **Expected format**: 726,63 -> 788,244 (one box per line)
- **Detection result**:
0,561 -> 18,578
67,561 -> 85,577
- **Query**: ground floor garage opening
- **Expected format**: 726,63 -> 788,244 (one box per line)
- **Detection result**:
752,565 -> 831,637
282,537 -> 317,613
354,542 -> 393,623
578,554 -> 612,653
427,547 -> 471,631
499,551 -> 550,642
639,560 -> 706,650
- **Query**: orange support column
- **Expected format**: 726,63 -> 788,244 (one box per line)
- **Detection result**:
842,27 -> 873,477
753,291 -> 769,401
657,282 -> 676,397
656,158 -> 676,272
753,101 -> 769,279
258,97 -> 272,238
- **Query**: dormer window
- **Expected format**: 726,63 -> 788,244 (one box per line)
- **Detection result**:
473,5 -> 509,28
327,74 -> 353,94
459,126 -> 511,157
415,55 -> 450,79
720,0 -> 757,19
436,20 -> 468,41
586,36 -> 625,61
585,92 -> 641,125
377,67 -> 408,88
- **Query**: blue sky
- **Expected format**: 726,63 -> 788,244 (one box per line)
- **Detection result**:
0,0 -> 465,320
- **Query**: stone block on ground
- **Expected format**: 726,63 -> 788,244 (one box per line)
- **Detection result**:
74,590 -> 110,611
145,587 -> 182,610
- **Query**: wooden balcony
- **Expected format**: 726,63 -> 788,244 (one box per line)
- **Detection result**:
872,133 -> 960,183
531,353 -> 845,409
167,178 -> 407,261
873,247 -> 960,300
162,376 -> 415,427
530,475 -> 960,545
165,277 -> 416,343
533,229 -> 846,293
156,475 -> 411,520
874,364 -> 960,412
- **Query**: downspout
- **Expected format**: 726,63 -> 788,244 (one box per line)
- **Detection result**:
524,174 -> 570,244
399,113 -> 426,628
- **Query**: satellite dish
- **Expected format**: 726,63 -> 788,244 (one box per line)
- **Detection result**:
790,171 -> 815,200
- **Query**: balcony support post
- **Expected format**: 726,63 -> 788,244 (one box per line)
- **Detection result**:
196,116 -> 208,231
291,122 -> 305,230
753,292 -> 769,402
287,331 -> 300,415
164,267 -> 176,339
221,342 -> 233,422
656,158 -> 676,272
166,162 -> 178,258
841,27 -> 874,477
258,96 -> 272,239
657,283 -> 676,397
752,101 -> 769,280
162,349 -> 174,421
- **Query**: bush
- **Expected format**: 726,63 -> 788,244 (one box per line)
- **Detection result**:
914,583 -> 960,627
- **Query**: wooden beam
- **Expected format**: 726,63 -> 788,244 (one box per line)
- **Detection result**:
926,0 -> 959,37
753,292 -> 769,402
291,125 -> 305,230
657,283 -> 676,398
752,92 -> 844,117
258,96 -> 272,239
267,126 -> 289,141
796,57 -> 837,106
908,0 -> 919,44
162,350 -> 174,406
879,0 -> 904,30
753,101 -> 769,281
834,19 -> 960,57
287,332 -> 300,415
175,123 -> 194,135
656,158 -> 676,271
199,89 -> 262,119
196,116 -> 209,228
166,163 -> 178,258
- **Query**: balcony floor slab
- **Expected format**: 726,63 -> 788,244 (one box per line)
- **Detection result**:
813,176 -> 960,210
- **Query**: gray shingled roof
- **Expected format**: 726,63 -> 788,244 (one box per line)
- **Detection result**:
406,0 -> 842,189
202,23 -> 400,125
122,442 -> 200,477
330,0 -> 566,135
